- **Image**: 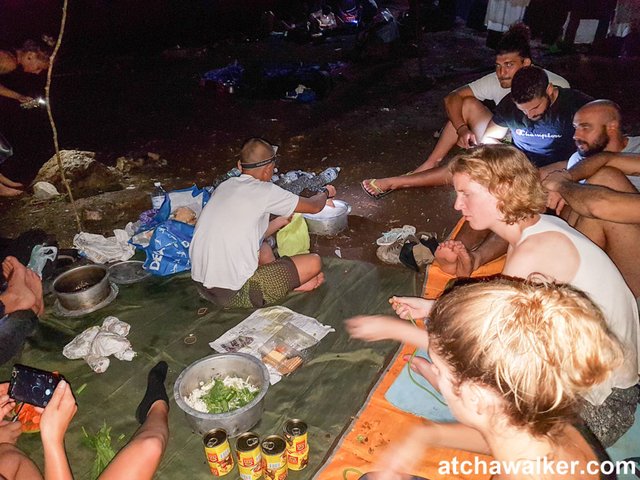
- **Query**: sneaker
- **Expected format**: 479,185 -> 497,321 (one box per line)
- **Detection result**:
377,234 -> 417,265
376,225 -> 416,246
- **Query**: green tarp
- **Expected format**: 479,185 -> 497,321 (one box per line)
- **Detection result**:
1,258 -> 416,479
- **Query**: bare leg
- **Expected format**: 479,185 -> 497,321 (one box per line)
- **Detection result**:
0,443 -> 43,480
102,362 -> 170,480
258,242 -> 276,265
0,183 -> 23,197
362,98 -> 494,195
295,272 -> 325,292
24,269 -> 44,316
289,253 -> 323,292
414,98 -> 494,173
99,401 -> 169,480
1,257 -> 38,315
573,167 -> 640,297
0,173 -> 24,189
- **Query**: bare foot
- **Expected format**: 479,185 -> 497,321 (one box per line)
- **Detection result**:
362,178 -> 391,196
451,241 -> 474,277
294,272 -> 325,292
0,173 -> 24,189
434,240 -> 473,277
24,269 -> 45,316
1,257 -> 38,315
0,183 -> 23,197
434,240 -> 460,275
402,354 -> 439,390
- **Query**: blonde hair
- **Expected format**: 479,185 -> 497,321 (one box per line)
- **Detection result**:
448,145 -> 547,224
427,277 -> 623,437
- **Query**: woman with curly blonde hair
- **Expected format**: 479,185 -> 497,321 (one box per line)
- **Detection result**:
348,278 -> 624,479
353,144 -> 639,448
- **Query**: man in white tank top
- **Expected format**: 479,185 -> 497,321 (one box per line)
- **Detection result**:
448,144 -> 639,447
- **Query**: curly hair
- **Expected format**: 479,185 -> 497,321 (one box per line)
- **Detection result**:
496,22 -> 531,59
448,144 -> 547,224
427,277 -> 623,438
20,39 -> 51,63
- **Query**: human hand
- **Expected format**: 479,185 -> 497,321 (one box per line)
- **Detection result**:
17,95 -> 34,104
389,296 -> 434,320
275,215 -> 293,228
324,185 -> 336,198
39,380 -> 77,446
546,191 -> 566,215
0,383 -> 21,444
456,125 -> 477,149
345,315 -> 402,342
541,169 -> 571,191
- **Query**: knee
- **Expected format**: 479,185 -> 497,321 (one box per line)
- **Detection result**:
587,166 -> 636,192
460,96 -> 486,117
134,434 -> 168,462
309,253 -> 322,272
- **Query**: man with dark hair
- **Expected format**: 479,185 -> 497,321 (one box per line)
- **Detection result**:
362,23 -> 569,197
482,65 -> 591,168
190,137 -> 336,308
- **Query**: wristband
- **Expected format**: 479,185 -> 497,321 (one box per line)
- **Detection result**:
455,124 -> 468,134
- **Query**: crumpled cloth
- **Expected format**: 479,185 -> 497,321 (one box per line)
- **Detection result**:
73,230 -> 135,264
63,316 -> 136,373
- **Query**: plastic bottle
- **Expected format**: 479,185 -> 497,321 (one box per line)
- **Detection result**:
151,182 -> 166,210
211,167 -> 241,189
317,166 -> 340,184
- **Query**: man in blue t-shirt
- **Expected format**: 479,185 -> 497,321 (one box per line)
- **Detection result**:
482,66 -> 592,169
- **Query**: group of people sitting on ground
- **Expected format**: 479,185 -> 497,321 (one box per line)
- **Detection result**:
350,21 -> 640,480
2,22 -> 640,480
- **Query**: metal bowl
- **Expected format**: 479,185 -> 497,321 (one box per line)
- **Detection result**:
173,353 -> 270,437
52,264 -> 111,311
303,199 -> 351,236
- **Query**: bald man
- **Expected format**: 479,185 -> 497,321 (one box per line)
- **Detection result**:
567,99 -> 640,188
542,100 -> 640,297
190,137 -> 336,308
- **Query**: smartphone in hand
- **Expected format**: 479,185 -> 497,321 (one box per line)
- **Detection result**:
9,364 -> 63,408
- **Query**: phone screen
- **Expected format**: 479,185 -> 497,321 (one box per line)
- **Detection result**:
9,364 -> 62,408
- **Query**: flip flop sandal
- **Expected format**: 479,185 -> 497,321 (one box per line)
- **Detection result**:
361,178 -> 392,199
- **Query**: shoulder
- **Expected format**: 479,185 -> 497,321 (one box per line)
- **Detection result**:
493,95 -> 516,119
0,50 -> 17,74
544,69 -> 570,88
559,88 -> 593,108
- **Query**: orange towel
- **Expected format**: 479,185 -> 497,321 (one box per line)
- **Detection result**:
316,345 -> 492,480
422,218 -> 506,299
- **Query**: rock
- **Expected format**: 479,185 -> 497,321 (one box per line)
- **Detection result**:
35,150 -> 123,199
32,181 -> 60,200
84,209 -> 103,221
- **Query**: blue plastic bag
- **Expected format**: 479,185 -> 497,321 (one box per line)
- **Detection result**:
131,185 -> 210,276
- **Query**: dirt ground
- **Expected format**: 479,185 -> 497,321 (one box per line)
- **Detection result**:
1,24 -> 639,269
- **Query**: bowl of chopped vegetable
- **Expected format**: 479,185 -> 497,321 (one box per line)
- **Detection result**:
173,353 -> 270,437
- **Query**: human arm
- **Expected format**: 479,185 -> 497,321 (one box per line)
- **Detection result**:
345,315 -> 430,348
0,82 -> 32,103
567,152 -> 640,181
465,232 -> 509,272
39,381 -> 77,480
369,422 -> 491,479
544,169 -> 640,222
479,120 -> 508,144
444,85 -> 478,148
389,296 -> 434,320
293,185 -> 336,214
264,215 -> 292,237
0,383 -> 22,445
